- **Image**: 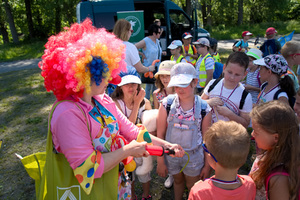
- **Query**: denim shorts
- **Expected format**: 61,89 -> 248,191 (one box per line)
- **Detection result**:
165,148 -> 204,177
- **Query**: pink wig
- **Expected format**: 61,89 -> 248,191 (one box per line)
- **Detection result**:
39,19 -> 126,100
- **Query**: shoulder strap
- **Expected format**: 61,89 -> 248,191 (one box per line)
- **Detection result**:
239,89 -> 249,110
166,94 -> 176,116
208,78 -> 222,93
265,171 -> 289,199
199,97 -> 207,119
273,89 -> 283,100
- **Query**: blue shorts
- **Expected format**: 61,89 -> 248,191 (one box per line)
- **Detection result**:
165,148 -> 204,177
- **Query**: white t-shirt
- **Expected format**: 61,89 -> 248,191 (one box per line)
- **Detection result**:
257,83 -> 288,104
123,41 -> 140,67
203,78 -> 253,123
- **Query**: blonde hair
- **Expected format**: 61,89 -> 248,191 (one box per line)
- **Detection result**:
204,120 -> 250,169
113,19 -> 131,41
250,101 -> 300,199
281,41 -> 300,59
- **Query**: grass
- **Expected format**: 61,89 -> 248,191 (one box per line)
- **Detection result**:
0,39 -> 46,62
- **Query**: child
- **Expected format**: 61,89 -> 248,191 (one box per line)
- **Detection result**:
254,54 -> 295,106
111,67 -> 152,200
233,31 -> 253,53
168,40 -> 187,63
193,38 -> 215,94
189,120 -> 256,200
244,48 -> 263,104
209,38 -> 223,79
250,100 -> 300,199
260,27 -> 281,57
201,51 -> 252,128
156,63 -> 212,200
153,60 -> 176,109
182,32 -> 198,66
281,41 -> 300,91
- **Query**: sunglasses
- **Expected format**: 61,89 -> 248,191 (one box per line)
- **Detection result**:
202,143 -> 218,162
196,44 -> 206,48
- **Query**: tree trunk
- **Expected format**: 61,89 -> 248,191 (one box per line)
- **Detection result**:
0,20 -> 9,43
201,0 -> 207,26
2,0 -> 19,43
237,0 -> 243,25
55,1 -> 61,33
186,0 -> 192,17
25,0 -> 35,38
206,0 -> 212,27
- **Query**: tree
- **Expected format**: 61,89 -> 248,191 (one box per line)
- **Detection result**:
237,0 -> 243,25
25,0 -> 35,38
2,0 -> 19,43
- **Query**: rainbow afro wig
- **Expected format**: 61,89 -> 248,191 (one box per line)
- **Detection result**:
39,18 -> 126,100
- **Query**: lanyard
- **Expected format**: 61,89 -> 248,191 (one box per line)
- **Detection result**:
255,83 -> 279,104
93,98 -> 107,127
220,82 -> 239,104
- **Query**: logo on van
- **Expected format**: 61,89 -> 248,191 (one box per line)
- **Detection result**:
125,16 -> 141,37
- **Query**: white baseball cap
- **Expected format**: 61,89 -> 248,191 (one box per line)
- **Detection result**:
118,75 -> 141,86
168,40 -> 183,50
168,63 -> 198,88
246,48 -> 263,60
193,38 -> 210,47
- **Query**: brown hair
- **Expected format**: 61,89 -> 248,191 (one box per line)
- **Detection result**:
250,101 -> 300,199
113,19 -> 131,41
111,84 -> 145,107
226,51 -> 249,70
281,41 -> 300,59
204,120 -> 250,169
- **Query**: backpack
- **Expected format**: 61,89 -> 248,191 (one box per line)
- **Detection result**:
213,62 -> 223,79
232,40 -> 242,52
208,78 -> 249,110
166,94 -> 207,121
261,82 -> 295,108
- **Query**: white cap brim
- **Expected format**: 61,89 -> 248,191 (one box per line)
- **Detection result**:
168,74 -> 194,88
118,75 -> 141,86
183,35 -> 193,39
246,32 -> 253,36
253,58 -> 266,66
168,44 -> 178,49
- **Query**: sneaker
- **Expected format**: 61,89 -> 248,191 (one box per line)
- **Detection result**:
141,195 -> 152,200
164,174 -> 174,188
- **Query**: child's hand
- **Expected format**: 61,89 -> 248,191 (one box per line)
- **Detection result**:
156,157 -> 168,177
215,105 -> 232,117
207,97 -> 224,107
199,165 -> 211,180
134,88 -> 145,105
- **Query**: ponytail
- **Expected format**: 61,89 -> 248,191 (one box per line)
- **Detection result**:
279,75 -> 296,98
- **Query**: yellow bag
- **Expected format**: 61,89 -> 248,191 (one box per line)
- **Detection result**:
22,101 -> 118,200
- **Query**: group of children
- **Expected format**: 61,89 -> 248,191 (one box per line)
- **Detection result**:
109,25 -> 300,199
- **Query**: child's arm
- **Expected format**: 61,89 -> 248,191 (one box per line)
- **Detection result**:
153,90 -> 160,109
156,102 -> 169,177
201,93 -> 224,108
216,106 -> 250,128
268,175 -> 289,200
199,112 -> 212,180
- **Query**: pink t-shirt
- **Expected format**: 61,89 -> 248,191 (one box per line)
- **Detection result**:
188,175 -> 256,200
51,94 -> 139,178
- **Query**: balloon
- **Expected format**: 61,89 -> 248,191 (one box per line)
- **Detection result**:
124,160 -> 136,172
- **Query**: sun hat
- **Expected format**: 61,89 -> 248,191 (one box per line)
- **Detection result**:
118,66 -> 142,86
154,60 -> 176,79
246,48 -> 263,60
193,38 -> 210,47
168,63 -> 197,88
266,27 -> 277,35
242,31 -> 253,37
182,32 -> 193,39
253,54 -> 288,75
168,40 -> 183,49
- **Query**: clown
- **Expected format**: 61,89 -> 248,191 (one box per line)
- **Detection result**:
38,19 -> 184,200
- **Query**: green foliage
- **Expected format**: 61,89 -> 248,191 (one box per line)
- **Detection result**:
0,39 -> 45,62
211,20 -> 300,40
